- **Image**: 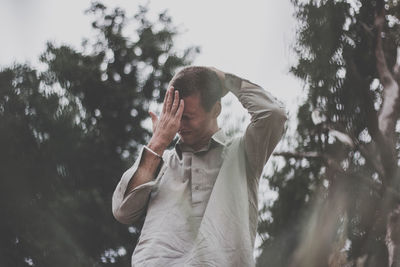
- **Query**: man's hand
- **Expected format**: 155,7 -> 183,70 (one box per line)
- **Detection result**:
147,86 -> 184,155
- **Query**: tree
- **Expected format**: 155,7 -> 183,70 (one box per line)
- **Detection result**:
257,0 -> 400,266
0,2 -> 198,266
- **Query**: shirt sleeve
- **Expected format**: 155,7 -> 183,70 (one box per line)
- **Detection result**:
226,73 -> 288,179
112,147 -> 165,225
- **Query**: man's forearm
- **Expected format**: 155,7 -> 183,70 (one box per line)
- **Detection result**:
123,141 -> 165,198
214,69 -> 287,179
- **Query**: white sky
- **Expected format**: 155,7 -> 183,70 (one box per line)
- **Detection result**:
0,0 -> 303,114
0,0 -> 304,258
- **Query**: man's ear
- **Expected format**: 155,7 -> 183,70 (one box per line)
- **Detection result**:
212,101 -> 221,118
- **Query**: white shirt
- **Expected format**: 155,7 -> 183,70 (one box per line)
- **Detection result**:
112,74 -> 288,266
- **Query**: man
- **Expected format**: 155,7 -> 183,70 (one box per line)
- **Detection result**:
112,66 -> 287,266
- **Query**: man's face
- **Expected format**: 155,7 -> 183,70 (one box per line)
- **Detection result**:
178,91 -> 218,147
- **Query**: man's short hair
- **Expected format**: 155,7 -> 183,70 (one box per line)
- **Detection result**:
169,66 -> 222,112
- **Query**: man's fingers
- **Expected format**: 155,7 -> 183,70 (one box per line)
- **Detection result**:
171,90 -> 179,113
161,90 -> 167,114
175,99 -> 184,118
165,86 -> 173,113
162,86 -> 173,114
149,111 -> 158,123
149,111 -> 158,132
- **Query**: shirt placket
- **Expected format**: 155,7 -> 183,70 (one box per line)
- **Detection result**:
191,154 -> 207,217
182,152 -> 192,184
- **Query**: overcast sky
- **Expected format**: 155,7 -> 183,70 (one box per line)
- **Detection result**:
1,0 -> 304,256
0,0 -> 303,114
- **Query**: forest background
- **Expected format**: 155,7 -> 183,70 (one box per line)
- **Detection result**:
1,0 -> 399,266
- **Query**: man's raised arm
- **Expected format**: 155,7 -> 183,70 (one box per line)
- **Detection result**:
210,67 -> 288,179
112,86 -> 184,224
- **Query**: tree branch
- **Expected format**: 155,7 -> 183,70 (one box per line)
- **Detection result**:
374,0 -> 400,139
394,47 -> 400,86
273,151 -> 321,159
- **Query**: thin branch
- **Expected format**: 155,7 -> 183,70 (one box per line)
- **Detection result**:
273,151 -> 320,159
360,22 -> 374,37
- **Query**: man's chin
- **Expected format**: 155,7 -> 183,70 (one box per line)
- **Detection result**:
178,133 -> 193,143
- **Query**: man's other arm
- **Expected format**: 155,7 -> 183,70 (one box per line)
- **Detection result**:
211,68 -> 288,179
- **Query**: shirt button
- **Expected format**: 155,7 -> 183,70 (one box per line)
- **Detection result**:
194,185 -> 200,190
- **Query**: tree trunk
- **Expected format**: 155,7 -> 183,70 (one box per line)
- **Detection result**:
373,1 -> 400,266
387,205 -> 400,267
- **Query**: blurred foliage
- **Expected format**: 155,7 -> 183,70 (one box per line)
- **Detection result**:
257,0 -> 400,266
0,2 -> 197,266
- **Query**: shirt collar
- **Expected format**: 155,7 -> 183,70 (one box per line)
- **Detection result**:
174,128 -> 228,160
